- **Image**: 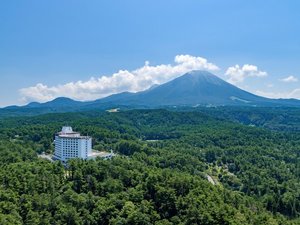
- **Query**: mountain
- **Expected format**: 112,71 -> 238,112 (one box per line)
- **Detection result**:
1,70 -> 300,116
0,97 -> 88,117
93,70 -> 300,107
24,97 -> 85,109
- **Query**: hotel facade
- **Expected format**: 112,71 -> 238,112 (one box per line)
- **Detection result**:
53,126 -> 92,162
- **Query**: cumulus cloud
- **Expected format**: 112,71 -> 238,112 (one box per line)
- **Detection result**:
225,64 -> 268,84
19,55 -> 219,103
256,89 -> 300,99
280,75 -> 298,83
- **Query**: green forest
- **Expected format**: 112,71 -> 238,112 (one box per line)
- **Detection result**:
1,108 -> 300,224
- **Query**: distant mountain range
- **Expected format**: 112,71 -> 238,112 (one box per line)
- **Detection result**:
93,70 -> 300,107
2,70 -> 300,116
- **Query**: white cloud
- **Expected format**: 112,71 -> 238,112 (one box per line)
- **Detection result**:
256,89 -> 300,99
280,75 -> 298,83
225,64 -> 267,84
19,54 -> 219,103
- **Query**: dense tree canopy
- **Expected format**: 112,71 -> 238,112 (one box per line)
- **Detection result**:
0,108 -> 300,224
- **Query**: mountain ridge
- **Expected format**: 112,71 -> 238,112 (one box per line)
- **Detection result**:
3,70 -> 300,112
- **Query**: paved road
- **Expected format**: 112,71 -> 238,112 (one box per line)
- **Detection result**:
38,154 -> 54,162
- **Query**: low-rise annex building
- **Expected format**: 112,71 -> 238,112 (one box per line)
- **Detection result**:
53,126 -> 92,162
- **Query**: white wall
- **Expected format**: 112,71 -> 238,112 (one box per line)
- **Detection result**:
54,136 -> 92,162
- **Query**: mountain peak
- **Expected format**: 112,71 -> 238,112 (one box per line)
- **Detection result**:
49,97 -> 77,103
171,70 -> 225,87
23,97 -> 84,109
185,70 -> 215,76
12,70 -> 300,110
181,70 -> 217,80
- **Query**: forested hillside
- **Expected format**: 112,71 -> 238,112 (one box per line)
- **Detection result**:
0,109 -> 300,224
194,107 -> 300,132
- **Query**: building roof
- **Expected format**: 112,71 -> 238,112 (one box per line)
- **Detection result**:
56,126 -> 91,139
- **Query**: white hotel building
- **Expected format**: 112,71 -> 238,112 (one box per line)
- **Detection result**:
53,126 -> 92,162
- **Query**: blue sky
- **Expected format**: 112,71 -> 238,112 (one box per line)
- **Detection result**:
0,0 -> 300,106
